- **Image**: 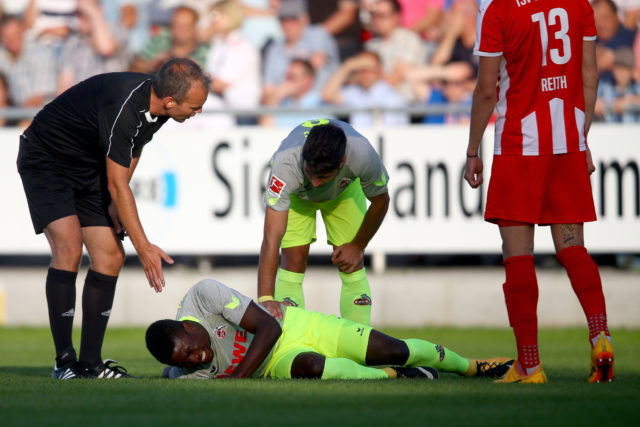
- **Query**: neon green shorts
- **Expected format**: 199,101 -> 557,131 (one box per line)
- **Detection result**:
281,179 -> 367,248
264,306 -> 372,379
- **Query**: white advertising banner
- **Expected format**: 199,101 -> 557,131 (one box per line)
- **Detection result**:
2,124 -> 638,255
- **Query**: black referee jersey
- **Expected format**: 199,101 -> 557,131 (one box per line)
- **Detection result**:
24,72 -> 169,169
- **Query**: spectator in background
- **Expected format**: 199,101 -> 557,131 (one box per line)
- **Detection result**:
595,46 -> 640,122
0,71 -> 21,127
322,51 -> 408,127
400,0 -> 445,61
262,0 -> 340,102
428,0 -> 478,75
56,0 -> 120,93
405,61 -> 475,124
0,14 -> 56,110
188,0 -> 262,128
364,0 -> 427,102
613,0 -> 640,30
240,0 -> 284,52
593,0 -> 637,82
260,58 -> 326,127
308,0 -> 362,61
130,5 -> 208,73
102,1 -> 152,69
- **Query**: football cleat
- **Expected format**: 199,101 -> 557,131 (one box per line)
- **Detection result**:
52,352 -> 83,379
494,361 -> 547,384
83,359 -> 133,379
463,358 -> 514,378
52,361 -> 83,380
588,331 -> 614,383
392,366 -> 439,380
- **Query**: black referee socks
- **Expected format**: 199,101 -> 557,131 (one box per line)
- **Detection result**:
46,267 -> 78,364
79,269 -> 118,368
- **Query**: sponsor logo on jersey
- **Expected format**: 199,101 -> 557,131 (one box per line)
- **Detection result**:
214,325 -> 226,339
339,178 -> 353,188
268,175 -> 286,196
353,294 -> 372,306
219,330 -> 248,377
435,344 -> 445,362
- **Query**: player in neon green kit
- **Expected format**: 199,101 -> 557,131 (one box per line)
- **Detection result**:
257,120 -> 389,325
146,279 -> 513,380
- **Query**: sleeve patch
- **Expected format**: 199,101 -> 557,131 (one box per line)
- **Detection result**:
268,175 -> 286,196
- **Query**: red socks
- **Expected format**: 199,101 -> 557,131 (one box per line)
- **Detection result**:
503,255 -> 540,369
557,246 -> 609,344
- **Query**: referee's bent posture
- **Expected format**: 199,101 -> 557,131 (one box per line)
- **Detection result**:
17,58 -> 210,379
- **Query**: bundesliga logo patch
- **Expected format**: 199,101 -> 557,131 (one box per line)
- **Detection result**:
269,175 -> 286,196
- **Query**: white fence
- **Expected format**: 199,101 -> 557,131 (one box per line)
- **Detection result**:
2,124 -> 639,255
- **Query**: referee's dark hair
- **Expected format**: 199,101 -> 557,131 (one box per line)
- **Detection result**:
151,58 -> 212,104
145,319 -> 185,365
302,123 -> 347,175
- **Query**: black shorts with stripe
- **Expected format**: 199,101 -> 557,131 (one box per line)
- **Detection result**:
17,133 -> 114,234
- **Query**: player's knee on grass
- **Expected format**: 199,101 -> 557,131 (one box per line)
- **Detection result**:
291,352 -> 326,379
365,330 -> 409,366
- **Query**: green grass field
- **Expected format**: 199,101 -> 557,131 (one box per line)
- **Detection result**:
1,327 -> 638,426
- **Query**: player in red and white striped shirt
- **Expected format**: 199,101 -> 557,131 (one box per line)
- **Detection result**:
464,0 -> 613,384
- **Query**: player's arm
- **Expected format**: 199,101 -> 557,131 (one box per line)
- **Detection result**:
582,40 -> 598,175
127,147 -> 143,182
226,301 -> 282,378
464,55 -> 501,188
332,192 -> 390,273
257,207 -> 289,318
106,157 -> 173,292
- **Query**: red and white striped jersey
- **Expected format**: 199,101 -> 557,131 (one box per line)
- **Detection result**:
474,0 -> 597,156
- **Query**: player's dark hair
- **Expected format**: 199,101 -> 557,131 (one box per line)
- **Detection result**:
302,123 -> 347,175
145,319 -> 185,365
151,58 -> 211,103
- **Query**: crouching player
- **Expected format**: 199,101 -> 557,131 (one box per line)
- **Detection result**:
146,279 -> 513,380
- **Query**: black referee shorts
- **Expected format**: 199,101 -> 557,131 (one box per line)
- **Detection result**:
17,134 -> 114,234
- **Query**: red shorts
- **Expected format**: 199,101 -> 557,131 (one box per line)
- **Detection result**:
485,151 -> 596,225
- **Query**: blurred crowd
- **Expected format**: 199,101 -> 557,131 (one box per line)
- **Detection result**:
0,0 -> 639,129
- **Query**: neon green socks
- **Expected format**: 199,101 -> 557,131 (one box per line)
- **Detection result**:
274,268 -> 305,308
339,268 -> 371,324
403,338 -> 470,374
321,357 -> 389,380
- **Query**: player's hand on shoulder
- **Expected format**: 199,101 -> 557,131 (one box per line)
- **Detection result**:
260,300 -> 283,320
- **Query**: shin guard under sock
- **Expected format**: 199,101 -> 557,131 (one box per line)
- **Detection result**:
79,269 -> 117,367
339,268 -> 371,324
403,338 -> 469,373
503,255 -> 540,369
274,268 -> 305,308
557,246 -> 609,344
46,268 -> 78,363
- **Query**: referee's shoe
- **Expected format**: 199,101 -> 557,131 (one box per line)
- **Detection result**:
52,352 -> 83,380
83,359 -> 133,379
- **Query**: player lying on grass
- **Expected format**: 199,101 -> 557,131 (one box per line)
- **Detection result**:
146,279 -> 513,380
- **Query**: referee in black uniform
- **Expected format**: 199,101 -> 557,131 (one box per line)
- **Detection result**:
17,58 -> 210,379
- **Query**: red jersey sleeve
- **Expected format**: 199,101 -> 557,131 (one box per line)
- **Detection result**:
474,0 -> 504,56
581,0 -> 597,40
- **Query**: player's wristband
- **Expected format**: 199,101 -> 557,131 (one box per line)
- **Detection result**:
258,295 -> 274,303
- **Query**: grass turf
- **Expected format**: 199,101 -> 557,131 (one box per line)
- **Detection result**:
1,327 -> 638,426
